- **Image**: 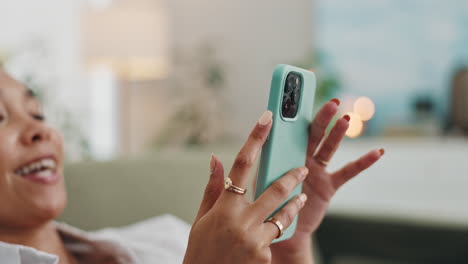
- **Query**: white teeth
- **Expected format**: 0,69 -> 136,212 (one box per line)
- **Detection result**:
16,158 -> 57,176
36,170 -> 53,179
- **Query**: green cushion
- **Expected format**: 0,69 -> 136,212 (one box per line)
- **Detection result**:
59,151 -> 224,230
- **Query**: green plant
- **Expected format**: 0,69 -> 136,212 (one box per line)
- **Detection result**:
154,42 -> 226,148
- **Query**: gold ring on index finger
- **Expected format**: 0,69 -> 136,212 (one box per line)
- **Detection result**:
224,177 -> 247,195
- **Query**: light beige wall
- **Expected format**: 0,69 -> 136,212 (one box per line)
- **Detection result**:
0,0 -> 81,104
85,0 -> 315,155
120,79 -> 174,155
166,0 -> 315,140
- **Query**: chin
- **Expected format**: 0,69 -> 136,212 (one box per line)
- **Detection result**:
27,184 -> 68,224
5,188 -> 68,229
38,190 -> 67,221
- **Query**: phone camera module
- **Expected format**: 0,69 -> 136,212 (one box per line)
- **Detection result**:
282,72 -> 302,118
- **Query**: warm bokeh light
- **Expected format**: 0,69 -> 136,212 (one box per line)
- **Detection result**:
345,112 -> 364,138
353,96 -> 375,121
340,96 -> 358,114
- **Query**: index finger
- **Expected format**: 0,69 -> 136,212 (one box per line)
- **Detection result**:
227,111 -> 273,190
306,99 -> 340,158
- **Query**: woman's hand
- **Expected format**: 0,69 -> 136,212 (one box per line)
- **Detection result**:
184,111 -> 309,264
270,99 -> 384,263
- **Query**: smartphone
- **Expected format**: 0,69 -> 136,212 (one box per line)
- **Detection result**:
255,64 -> 316,243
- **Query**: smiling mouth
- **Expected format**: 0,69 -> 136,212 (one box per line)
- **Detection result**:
14,158 -> 60,184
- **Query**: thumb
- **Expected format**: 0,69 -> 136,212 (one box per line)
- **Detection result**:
193,153 -> 225,224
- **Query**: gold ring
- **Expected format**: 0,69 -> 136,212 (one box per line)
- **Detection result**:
315,156 -> 329,167
224,177 -> 247,195
266,217 -> 284,239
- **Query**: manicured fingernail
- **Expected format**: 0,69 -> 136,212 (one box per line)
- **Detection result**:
299,193 -> 308,203
330,98 -> 341,106
258,110 -> 272,126
210,153 -> 216,173
379,148 -> 385,156
343,114 -> 351,122
300,167 -> 309,179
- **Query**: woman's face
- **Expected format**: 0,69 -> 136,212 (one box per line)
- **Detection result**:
0,71 -> 66,229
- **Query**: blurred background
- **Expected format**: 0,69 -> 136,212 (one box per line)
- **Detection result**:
1,0 -> 468,263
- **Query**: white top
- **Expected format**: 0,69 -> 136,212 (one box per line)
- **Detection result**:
0,214 -> 191,264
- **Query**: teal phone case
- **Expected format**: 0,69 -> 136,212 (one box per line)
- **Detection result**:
255,64 -> 316,243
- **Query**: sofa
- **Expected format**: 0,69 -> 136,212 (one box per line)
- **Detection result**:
59,138 -> 468,263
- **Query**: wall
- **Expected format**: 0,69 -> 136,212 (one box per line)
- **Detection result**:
0,0 -> 88,160
167,0 -> 315,139
0,0 -> 83,112
0,0 -> 315,157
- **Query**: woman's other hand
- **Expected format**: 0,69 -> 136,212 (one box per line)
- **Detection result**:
270,99 -> 384,263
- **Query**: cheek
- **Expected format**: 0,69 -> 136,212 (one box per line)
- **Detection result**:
0,129 -> 67,226
0,130 -> 22,224
0,130 -> 18,170
0,130 -> 19,188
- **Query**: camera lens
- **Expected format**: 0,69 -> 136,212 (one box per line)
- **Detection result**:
285,77 -> 295,93
291,90 -> 299,104
282,98 -> 292,115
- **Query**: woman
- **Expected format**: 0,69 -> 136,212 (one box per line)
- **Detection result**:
0,69 -> 383,263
